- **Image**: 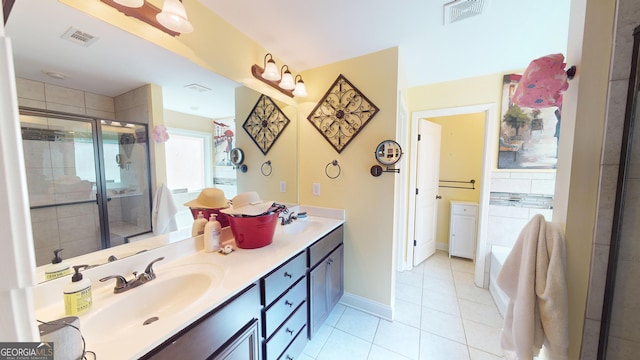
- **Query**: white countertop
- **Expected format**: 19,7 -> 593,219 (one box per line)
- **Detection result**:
33,208 -> 344,359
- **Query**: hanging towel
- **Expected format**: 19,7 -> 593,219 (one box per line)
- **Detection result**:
152,183 -> 178,235
496,214 -> 568,360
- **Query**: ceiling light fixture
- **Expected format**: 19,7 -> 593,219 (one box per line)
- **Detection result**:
100,0 -> 193,36
251,53 -> 307,98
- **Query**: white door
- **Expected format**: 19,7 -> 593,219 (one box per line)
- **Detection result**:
413,120 -> 441,266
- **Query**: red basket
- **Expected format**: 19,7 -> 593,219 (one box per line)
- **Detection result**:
227,212 -> 279,249
189,208 -> 230,228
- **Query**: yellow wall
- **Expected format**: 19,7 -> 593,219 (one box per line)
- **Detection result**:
428,113 -> 484,247
298,48 -> 399,306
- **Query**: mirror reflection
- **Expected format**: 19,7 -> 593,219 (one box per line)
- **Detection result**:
6,0 -> 298,282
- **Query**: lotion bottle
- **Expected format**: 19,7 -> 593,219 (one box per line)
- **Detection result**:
45,249 -> 71,281
64,265 -> 92,316
192,211 -> 208,237
203,214 -> 221,252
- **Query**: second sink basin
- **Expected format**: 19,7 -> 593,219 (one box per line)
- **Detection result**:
81,262 -> 223,346
281,220 -> 320,235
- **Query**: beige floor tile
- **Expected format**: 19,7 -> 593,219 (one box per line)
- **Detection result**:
335,307 -> 380,342
463,319 -> 503,356
420,331 -> 470,360
316,329 -> 372,360
374,320 -> 421,359
420,307 -> 466,344
458,299 -> 503,328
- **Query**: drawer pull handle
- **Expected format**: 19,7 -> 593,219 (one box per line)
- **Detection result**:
286,328 -> 294,335
284,272 -> 292,278
285,300 -> 293,307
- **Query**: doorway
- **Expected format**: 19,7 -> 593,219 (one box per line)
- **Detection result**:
406,104 -> 496,288
20,108 -> 153,266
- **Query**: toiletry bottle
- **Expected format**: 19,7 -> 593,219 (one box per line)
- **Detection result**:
203,214 -> 221,252
192,211 -> 208,237
64,265 -> 92,316
45,249 -> 71,281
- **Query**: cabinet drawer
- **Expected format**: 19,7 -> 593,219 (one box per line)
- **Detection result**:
451,204 -> 477,216
262,252 -> 306,306
278,325 -> 308,360
308,225 -> 343,267
265,304 -> 307,360
264,278 -> 307,338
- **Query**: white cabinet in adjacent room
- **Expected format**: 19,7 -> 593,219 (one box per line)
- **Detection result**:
449,201 -> 478,260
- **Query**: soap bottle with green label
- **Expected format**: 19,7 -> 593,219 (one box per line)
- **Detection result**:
64,265 -> 92,316
45,249 -> 70,281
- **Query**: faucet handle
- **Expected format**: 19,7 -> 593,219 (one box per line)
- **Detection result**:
144,257 -> 165,280
100,275 -> 128,292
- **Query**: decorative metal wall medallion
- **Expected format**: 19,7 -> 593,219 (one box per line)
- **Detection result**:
307,74 -> 379,153
243,94 -> 291,155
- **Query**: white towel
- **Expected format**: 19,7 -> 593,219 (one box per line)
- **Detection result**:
496,214 -> 569,360
152,183 -> 178,235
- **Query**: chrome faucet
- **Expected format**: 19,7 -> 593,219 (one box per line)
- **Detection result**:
280,212 -> 297,225
100,257 -> 164,294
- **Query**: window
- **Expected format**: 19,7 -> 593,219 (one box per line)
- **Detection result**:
165,128 -> 213,192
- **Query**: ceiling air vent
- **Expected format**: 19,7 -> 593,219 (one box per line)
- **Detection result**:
443,0 -> 486,25
61,27 -> 98,47
184,83 -> 212,92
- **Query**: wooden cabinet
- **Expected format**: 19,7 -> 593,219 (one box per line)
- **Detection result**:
449,201 -> 478,260
308,226 -> 344,338
142,284 -> 260,360
261,252 -> 308,360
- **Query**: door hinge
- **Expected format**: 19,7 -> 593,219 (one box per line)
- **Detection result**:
413,240 -> 417,246
415,188 -> 419,195
418,134 -> 421,141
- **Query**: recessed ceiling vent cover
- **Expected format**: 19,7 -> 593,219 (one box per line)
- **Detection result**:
61,27 -> 99,47
184,83 -> 211,92
444,0 -> 486,25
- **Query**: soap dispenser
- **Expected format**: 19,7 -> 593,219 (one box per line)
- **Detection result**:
64,265 -> 92,316
203,214 -> 221,252
45,249 -> 71,281
192,211 -> 208,237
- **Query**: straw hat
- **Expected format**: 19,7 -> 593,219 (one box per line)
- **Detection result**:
221,191 -> 274,216
184,188 -> 229,209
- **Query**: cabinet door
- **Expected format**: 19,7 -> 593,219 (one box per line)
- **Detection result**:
214,319 -> 259,360
309,260 -> 329,337
450,215 -> 476,259
309,244 -> 344,338
327,245 -> 344,311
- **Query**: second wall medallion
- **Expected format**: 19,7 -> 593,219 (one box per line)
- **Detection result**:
307,74 -> 379,153
243,94 -> 291,155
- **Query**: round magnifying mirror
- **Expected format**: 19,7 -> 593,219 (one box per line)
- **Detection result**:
375,140 -> 402,166
230,148 -> 244,166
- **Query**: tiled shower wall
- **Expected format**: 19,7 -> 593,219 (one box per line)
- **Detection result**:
580,0 -> 640,357
16,78 -> 116,266
487,171 -> 555,249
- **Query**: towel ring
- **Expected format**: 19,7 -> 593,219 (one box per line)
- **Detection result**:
261,160 -> 272,176
325,160 -> 341,179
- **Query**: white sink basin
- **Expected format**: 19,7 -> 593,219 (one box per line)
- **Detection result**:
81,263 -> 223,345
281,220 -> 319,235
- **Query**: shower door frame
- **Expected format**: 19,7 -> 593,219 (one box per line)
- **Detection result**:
19,107 -> 153,252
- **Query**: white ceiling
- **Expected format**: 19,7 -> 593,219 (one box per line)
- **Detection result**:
4,0 -> 571,119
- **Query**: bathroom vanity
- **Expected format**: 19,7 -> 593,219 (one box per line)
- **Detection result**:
33,208 -> 344,360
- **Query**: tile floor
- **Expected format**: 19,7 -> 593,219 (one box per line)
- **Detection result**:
300,250 -> 505,360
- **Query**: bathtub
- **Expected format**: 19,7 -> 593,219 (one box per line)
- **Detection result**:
489,245 -> 512,317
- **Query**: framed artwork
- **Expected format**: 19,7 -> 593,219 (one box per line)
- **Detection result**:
498,74 -> 560,169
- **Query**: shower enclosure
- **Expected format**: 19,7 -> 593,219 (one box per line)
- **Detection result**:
599,25 -> 640,358
20,108 -> 153,267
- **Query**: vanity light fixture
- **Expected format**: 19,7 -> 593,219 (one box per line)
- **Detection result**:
251,53 -> 307,98
100,0 -> 193,36
293,75 -> 308,97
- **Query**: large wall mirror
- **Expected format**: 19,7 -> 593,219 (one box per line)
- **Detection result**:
6,0 -> 298,282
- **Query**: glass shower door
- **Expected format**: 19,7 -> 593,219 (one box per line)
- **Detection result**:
21,114 -> 102,266
99,121 -> 152,247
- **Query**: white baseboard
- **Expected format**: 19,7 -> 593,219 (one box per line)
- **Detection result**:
339,292 -> 393,321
